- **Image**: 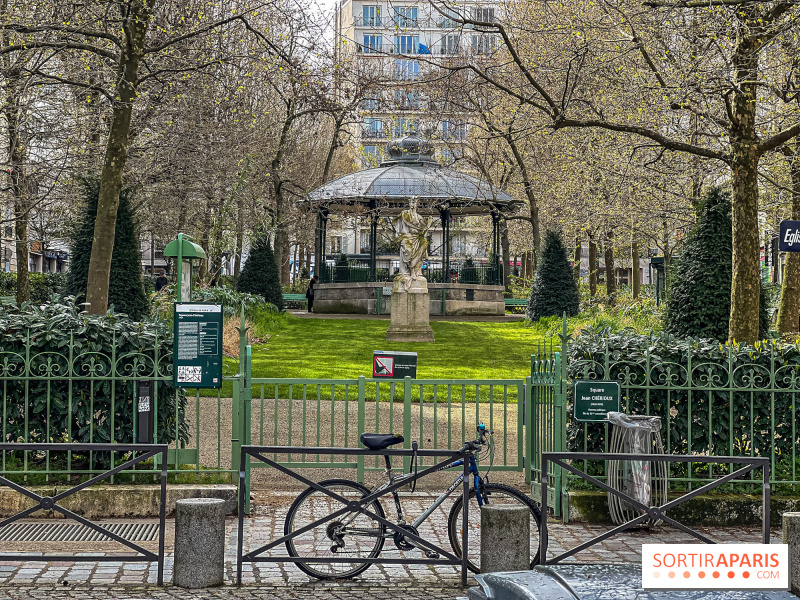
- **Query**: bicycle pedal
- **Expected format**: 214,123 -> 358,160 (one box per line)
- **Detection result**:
424,550 -> 439,559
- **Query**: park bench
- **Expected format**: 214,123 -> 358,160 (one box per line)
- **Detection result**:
282,293 -> 308,309
504,298 -> 528,313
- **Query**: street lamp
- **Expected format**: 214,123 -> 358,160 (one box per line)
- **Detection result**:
163,233 -> 207,302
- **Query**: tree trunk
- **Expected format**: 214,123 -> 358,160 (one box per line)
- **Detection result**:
631,239 -> 641,300
727,25 -> 762,344
504,134 -> 541,272
500,219 -> 510,292
280,236 -> 291,284
521,252 -> 528,282
605,231 -> 616,303
233,197 -> 245,285
271,106 -> 297,286
573,235 -> 581,284
777,149 -> 800,335
86,0 -> 154,314
2,16 -> 29,305
588,236 -> 597,297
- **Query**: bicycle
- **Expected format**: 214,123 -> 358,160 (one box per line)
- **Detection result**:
283,424 -> 541,579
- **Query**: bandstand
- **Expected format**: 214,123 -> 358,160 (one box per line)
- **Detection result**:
305,136 -> 520,316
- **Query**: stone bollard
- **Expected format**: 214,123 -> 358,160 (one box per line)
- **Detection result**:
173,498 -> 226,588
480,505 -> 530,573
783,512 -> 800,595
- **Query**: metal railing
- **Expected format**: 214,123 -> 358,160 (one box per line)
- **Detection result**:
236,444 -> 473,585
538,452 -> 770,565
0,328 -> 238,482
0,443 -> 168,584
246,377 -> 525,482
318,259 -> 502,285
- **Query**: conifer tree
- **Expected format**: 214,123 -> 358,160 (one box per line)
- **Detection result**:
527,230 -> 580,320
65,178 -> 149,320
237,232 -> 285,311
665,187 -> 769,340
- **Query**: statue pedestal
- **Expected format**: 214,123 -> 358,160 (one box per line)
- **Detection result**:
385,278 -> 435,343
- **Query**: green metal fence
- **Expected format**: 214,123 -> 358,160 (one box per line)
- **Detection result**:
527,316 -> 800,520
244,376 -> 526,481
0,328 -> 240,483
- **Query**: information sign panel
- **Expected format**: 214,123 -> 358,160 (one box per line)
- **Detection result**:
573,380 -> 620,422
173,303 -> 223,388
373,350 -> 417,379
779,220 -> 800,252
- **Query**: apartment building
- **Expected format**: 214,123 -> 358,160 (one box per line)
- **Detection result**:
334,0 -> 500,163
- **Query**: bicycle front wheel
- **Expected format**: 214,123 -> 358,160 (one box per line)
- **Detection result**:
447,482 -> 542,573
284,479 -> 386,579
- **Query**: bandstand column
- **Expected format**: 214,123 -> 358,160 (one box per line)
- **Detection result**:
369,201 -> 378,282
314,209 -> 329,282
491,210 -> 501,285
440,207 -> 450,281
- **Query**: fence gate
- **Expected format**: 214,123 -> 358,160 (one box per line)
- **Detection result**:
527,334 -> 569,518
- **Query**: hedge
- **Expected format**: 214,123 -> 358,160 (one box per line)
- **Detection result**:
0,299 -> 187,460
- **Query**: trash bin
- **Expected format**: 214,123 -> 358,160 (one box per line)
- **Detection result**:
606,412 -> 667,526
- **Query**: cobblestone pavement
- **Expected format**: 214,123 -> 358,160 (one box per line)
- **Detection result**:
0,492 -> 779,599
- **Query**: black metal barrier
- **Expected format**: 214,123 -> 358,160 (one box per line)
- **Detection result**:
539,452 -> 770,565
0,443 -> 168,585
237,445 -> 473,585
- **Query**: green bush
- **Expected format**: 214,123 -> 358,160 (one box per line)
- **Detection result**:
0,272 -> 66,303
0,299 -> 187,461
527,230 -> 580,320
65,178 -> 149,320
460,257 -> 479,284
665,188 -> 769,340
237,233 -> 285,311
566,328 -> 800,464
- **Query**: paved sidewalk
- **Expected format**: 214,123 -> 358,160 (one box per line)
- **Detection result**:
0,491 -> 780,599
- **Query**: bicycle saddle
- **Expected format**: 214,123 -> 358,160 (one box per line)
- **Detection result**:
360,433 -> 404,450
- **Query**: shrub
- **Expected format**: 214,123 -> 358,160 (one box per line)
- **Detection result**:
65,178 -> 149,320
0,299 -> 187,459
527,230 -> 580,320
565,328 -> 800,465
460,257 -> 478,284
237,233 -> 285,311
665,188 -> 769,340
0,272 -> 66,303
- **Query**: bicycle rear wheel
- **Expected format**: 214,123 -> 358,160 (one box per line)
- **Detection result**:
447,482 -> 541,573
284,479 -> 386,579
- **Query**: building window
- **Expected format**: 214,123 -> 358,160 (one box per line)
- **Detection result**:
394,89 -> 420,109
395,59 -> 419,80
442,120 -> 467,140
471,7 -> 495,22
360,231 -> 371,253
471,34 -> 496,55
437,6 -> 459,27
393,117 -> 416,138
394,35 -> 419,54
362,5 -> 381,26
451,234 -> 467,255
364,117 -> 384,138
363,34 -> 382,53
393,6 -> 418,27
363,96 -> 380,110
328,236 -> 343,254
440,34 -> 459,54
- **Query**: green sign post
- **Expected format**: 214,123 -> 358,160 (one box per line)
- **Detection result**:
173,303 -> 223,388
573,380 -> 621,422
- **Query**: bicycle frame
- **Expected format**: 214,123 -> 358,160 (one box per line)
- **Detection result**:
368,453 -> 484,533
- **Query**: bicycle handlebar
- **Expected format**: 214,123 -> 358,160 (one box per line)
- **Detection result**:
458,423 -> 492,454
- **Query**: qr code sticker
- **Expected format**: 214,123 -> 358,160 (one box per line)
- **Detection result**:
177,365 -> 202,383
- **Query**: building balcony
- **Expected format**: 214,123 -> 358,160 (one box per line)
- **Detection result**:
353,16 -> 467,28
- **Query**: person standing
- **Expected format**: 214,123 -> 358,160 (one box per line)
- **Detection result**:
305,275 -> 319,312
154,272 -> 169,292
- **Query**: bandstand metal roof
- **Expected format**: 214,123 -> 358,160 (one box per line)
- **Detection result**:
306,136 -> 519,215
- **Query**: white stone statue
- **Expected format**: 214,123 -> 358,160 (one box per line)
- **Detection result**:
393,198 -> 433,291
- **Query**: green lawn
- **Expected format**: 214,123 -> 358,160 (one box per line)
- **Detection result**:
249,317 -> 549,380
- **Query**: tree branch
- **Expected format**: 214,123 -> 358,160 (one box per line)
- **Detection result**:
0,40 -> 117,60
2,23 -> 122,47
758,122 -> 800,155
555,117 -> 728,161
